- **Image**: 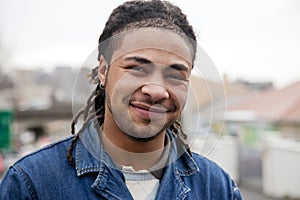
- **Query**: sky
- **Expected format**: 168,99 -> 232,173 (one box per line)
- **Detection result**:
0,0 -> 299,88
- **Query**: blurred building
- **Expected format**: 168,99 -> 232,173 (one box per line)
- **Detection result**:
0,70 -> 14,90
0,69 -> 15,109
234,79 -> 274,91
224,79 -> 300,198
51,66 -> 75,103
14,69 -> 52,110
182,74 -> 260,135
227,80 -> 300,138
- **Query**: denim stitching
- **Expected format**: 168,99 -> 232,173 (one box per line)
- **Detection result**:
14,165 -> 39,200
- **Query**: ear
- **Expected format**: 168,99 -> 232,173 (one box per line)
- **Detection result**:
98,55 -> 108,86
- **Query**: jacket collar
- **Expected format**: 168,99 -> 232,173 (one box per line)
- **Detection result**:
74,122 -> 200,199
74,122 -> 199,177
75,122 -> 117,176
74,122 -> 131,199
165,129 -> 200,177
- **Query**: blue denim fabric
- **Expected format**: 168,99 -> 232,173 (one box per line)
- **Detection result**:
0,123 -> 242,200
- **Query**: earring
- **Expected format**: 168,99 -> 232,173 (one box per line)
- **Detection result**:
99,82 -> 105,89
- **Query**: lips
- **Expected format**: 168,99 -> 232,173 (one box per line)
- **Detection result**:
129,101 -> 169,119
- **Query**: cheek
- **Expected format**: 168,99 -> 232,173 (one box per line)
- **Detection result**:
107,71 -> 145,101
169,86 -> 188,111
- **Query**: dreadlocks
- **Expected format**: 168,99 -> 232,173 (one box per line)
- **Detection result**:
67,0 -> 196,165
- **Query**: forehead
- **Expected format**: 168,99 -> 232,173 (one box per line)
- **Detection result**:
110,28 -> 193,65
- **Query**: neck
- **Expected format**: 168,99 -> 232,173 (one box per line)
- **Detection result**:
100,126 -> 166,171
101,102 -> 168,170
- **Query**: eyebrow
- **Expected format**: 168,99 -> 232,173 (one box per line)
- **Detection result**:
124,56 -> 189,72
124,56 -> 152,65
168,64 -> 189,73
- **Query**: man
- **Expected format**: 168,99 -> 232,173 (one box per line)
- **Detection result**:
0,0 -> 242,199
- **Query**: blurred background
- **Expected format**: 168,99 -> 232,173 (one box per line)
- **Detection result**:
0,0 -> 299,199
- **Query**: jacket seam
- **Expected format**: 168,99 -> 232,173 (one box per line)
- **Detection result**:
14,165 -> 39,200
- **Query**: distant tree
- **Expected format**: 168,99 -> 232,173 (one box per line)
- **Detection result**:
0,37 -> 14,89
1,33 -> 13,65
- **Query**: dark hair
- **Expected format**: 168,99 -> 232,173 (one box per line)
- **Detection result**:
67,0 -> 196,165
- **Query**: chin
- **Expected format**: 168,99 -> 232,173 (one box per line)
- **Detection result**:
120,123 -> 167,142
125,130 -> 163,142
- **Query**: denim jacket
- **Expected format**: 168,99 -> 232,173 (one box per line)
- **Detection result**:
0,122 -> 242,200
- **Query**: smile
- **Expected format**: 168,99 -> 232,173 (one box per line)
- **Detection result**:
129,101 -> 168,119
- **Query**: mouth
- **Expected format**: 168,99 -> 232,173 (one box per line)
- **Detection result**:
129,101 -> 169,119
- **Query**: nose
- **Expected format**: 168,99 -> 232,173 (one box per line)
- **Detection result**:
141,83 -> 169,102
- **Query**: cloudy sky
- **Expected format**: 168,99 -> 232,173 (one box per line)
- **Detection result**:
1,0 -> 299,88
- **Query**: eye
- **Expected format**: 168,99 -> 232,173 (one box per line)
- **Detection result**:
131,66 -> 145,72
166,74 -> 186,81
163,66 -> 189,83
126,66 -> 148,75
165,71 -> 188,81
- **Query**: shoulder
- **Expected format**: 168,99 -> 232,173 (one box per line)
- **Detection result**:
191,152 -> 227,173
188,152 -> 242,199
17,136 -> 73,161
190,151 -> 232,182
0,136 -> 76,199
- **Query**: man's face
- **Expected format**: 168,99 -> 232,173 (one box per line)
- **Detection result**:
99,28 -> 193,141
